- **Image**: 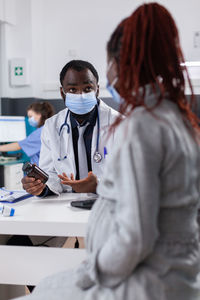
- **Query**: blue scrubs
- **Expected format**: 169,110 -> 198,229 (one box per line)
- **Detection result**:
18,126 -> 43,165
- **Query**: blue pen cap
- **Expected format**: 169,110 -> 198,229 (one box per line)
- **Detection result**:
104,147 -> 108,158
10,208 -> 15,216
2,206 -> 15,217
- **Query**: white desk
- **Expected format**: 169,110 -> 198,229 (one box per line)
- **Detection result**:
0,193 -> 91,286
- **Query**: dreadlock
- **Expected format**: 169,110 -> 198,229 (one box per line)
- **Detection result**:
107,2 -> 199,132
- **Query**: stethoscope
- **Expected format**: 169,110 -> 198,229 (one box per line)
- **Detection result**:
58,107 -> 102,163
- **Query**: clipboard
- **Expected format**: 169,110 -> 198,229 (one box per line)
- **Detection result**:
0,187 -> 33,203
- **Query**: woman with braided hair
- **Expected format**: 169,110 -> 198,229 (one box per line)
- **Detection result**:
15,3 -> 200,300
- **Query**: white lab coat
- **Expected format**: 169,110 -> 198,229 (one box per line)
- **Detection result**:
39,100 -> 119,194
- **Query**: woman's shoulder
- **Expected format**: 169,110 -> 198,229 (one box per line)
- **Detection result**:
128,99 -> 180,129
27,126 -> 43,139
123,105 -> 160,133
118,99 -> 184,148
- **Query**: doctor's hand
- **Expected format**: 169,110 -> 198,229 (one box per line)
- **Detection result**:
21,176 -> 46,196
58,171 -> 97,193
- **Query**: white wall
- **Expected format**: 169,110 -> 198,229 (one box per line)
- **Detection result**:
0,0 -> 17,101
0,0 -> 16,24
0,0 -> 200,99
0,0 -> 32,98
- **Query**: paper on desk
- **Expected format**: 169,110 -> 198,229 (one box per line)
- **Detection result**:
0,187 -> 32,202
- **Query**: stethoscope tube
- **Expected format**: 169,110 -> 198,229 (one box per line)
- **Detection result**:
58,107 -> 102,163
93,108 -> 102,163
59,110 -> 70,135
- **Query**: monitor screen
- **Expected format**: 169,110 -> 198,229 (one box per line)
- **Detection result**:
0,116 -> 26,142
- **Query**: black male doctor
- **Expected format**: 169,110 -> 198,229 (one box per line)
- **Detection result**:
22,60 -> 119,196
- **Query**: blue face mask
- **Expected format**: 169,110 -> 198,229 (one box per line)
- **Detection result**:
28,116 -> 38,128
106,60 -> 122,104
106,80 -> 122,104
64,91 -> 97,115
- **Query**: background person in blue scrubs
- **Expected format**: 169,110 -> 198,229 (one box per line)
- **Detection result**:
0,101 -> 54,165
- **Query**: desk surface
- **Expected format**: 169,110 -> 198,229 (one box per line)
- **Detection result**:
0,193 -> 92,237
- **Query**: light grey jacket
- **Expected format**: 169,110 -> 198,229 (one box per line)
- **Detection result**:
15,92 -> 200,300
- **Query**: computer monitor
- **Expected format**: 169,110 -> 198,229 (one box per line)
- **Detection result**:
0,116 -> 26,142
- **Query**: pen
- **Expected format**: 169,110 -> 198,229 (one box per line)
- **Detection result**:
104,147 -> 107,159
0,205 -> 15,217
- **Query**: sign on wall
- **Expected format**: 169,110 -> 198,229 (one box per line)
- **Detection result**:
9,58 -> 30,86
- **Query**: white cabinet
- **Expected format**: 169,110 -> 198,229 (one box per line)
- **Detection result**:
4,163 -> 24,190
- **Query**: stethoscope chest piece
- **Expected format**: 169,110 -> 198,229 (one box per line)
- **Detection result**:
93,151 -> 102,163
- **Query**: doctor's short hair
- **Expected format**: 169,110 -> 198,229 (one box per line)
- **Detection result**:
60,60 -> 99,86
27,101 -> 55,127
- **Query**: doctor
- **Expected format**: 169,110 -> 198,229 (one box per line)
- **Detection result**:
22,60 -> 119,196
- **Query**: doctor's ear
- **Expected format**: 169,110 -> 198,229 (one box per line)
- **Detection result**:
60,87 -> 65,101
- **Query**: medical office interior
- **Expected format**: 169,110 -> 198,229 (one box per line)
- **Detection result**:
0,0 -> 199,299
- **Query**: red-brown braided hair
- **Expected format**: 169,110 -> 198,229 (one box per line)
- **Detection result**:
107,2 -> 199,132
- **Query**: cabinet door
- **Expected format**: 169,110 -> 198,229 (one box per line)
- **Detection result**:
4,163 -> 24,190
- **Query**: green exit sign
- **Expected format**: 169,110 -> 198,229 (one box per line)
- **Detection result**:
15,66 -> 23,76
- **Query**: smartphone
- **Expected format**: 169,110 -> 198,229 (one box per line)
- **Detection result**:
22,162 -> 49,184
70,199 -> 96,210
